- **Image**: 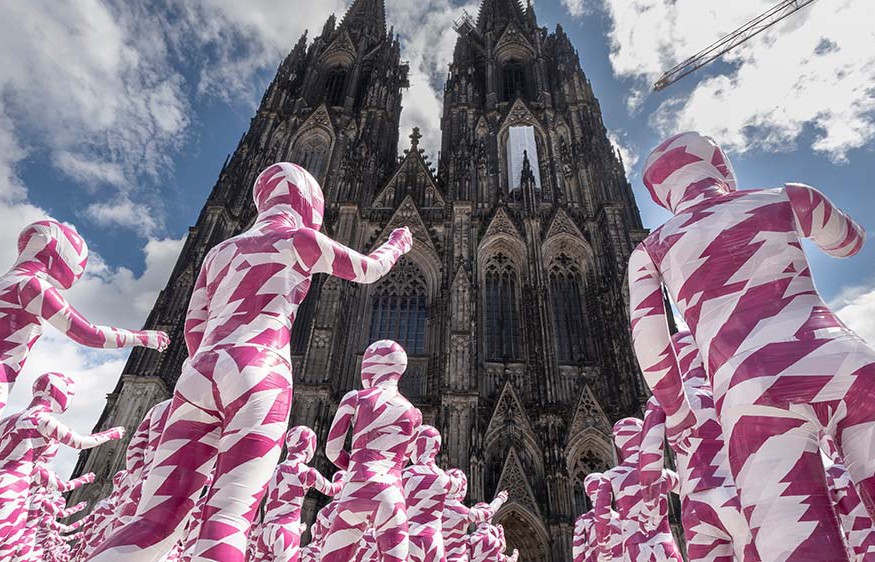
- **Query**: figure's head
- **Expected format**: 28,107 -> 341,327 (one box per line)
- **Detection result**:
285,425 -> 318,463
671,331 -> 708,384
612,417 -> 643,462
16,220 -> 88,289
583,472 -> 603,504
252,163 -> 325,230
412,424 -> 442,464
643,132 -> 736,214
447,468 -> 468,500
31,372 -> 75,413
360,340 -> 407,389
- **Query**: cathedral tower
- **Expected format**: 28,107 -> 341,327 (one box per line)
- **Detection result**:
72,1 -> 650,559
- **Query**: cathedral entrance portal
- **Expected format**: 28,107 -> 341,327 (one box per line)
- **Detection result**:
495,505 -> 550,562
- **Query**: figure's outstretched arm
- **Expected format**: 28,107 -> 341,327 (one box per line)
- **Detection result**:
37,414 -> 125,450
628,244 -> 695,438
786,183 -> 865,258
183,261 -> 209,355
310,467 -> 342,497
638,397 -> 667,509
21,277 -> 169,351
468,490 -> 509,524
294,227 -> 412,284
325,391 -> 357,470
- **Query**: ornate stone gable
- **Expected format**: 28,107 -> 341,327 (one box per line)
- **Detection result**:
567,383 -> 612,440
371,148 -> 445,209
320,29 -> 357,66
481,206 -> 523,243
496,447 -> 541,516
501,98 -> 539,130
484,382 -> 537,446
296,103 -> 335,138
371,195 -> 438,254
494,21 -> 535,62
544,207 -> 585,241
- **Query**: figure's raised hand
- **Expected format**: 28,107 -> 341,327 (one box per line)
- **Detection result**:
496,489 -> 509,503
96,426 -> 126,442
137,330 -> 170,352
389,227 -> 413,254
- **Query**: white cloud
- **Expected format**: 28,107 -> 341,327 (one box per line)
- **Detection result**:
607,130 -> 639,176
598,0 -> 875,162
833,284 -> 875,345
85,197 -> 161,238
562,0 -> 587,18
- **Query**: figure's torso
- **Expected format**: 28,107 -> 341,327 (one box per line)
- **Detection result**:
263,461 -> 310,525
402,463 -> 450,532
0,274 -> 45,384
348,388 -> 420,478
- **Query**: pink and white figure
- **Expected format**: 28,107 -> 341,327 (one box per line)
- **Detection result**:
629,131 -> 874,561
468,519 -> 518,562
823,435 -> 875,561
300,470 -> 347,562
401,424 -> 451,562
253,425 -> 341,562
0,372 -> 124,560
441,469 -> 508,562
575,472 -> 622,562
640,332 -> 757,562
0,219 -> 169,414
595,418 -> 682,562
88,163 -> 411,562
321,339 -> 423,562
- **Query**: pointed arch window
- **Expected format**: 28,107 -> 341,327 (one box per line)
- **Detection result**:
293,132 -> 331,182
324,66 -> 348,107
549,254 -> 586,363
502,59 -> 527,102
484,253 -> 521,361
571,449 -> 605,514
368,260 -> 428,355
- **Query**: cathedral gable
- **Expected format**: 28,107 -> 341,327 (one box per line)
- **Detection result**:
501,98 -> 539,130
544,207 -> 585,241
494,21 -> 535,63
296,103 -> 335,138
372,195 -> 438,255
320,30 -> 357,67
481,207 -> 523,244
484,383 -> 537,446
567,383 -> 612,438
371,149 -> 444,209
496,447 -> 541,516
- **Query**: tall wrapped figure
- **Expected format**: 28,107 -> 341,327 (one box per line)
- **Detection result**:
629,131 -> 874,561
401,424 -> 452,562
87,163 -> 411,562
320,340 -> 422,562
0,220 -> 169,414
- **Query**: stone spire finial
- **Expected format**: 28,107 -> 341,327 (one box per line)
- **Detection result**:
410,127 -> 422,148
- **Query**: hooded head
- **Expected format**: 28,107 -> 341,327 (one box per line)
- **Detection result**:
15,220 -> 88,289
285,425 -> 318,463
360,340 -> 407,389
671,331 -> 709,385
642,132 -> 736,215
612,417 -> 643,463
252,163 -> 324,230
31,372 -> 75,413
583,472 -> 603,504
412,424 -> 441,464
447,468 -> 468,500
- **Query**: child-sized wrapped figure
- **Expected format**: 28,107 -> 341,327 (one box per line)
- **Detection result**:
401,424 -> 451,562
574,473 -> 622,562
88,164 -> 411,562
254,425 -> 341,562
441,469 -> 508,562
300,471 -> 347,562
0,219 -> 169,414
468,519 -> 518,562
321,340 -> 422,562
0,373 -> 124,559
639,332 -> 758,562
630,131 -> 875,561
596,418 -> 682,562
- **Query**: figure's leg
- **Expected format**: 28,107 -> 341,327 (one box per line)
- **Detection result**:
319,483 -> 374,562
86,362 -> 222,562
682,495 -> 735,562
188,356 -> 293,562
371,482 -> 410,562
834,360 -> 875,520
272,525 -> 301,562
726,407 -> 849,562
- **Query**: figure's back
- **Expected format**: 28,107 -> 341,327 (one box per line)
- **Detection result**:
348,387 -> 419,477
644,188 -> 828,373
263,462 -> 309,524
403,463 -> 450,529
0,273 -> 44,367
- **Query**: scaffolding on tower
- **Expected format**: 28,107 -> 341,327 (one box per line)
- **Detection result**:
653,0 -> 818,92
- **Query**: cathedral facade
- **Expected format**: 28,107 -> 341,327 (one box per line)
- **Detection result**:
70,0 -> 650,559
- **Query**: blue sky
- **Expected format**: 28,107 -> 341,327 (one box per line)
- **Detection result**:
1,0 -> 873,476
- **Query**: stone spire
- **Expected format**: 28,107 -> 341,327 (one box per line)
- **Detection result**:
476,0 -> 527,33
340,0 -> 387,43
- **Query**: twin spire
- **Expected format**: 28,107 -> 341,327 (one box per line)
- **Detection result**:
339,0 -> 387,39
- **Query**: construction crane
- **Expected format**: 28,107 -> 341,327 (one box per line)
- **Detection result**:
653,0 -> 818,92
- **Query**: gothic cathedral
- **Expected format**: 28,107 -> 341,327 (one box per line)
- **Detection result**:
71,0 -> 650,559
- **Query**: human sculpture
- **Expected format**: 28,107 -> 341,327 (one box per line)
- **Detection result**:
0,372 -> 124,559
300,471 -> 347,562
468,519 -> 518,562
639,332 -> 757,561
401,424 -> 451,562
0,219 -> 169,414
595,418 -> 682,562
574,472 -> 622,562
87,163 -> 411,562
823,435 -> 875,561
321,339 -> 422,562
254,425 -> 341,562
442,469 -> 508,562
630,131 -> 873,561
